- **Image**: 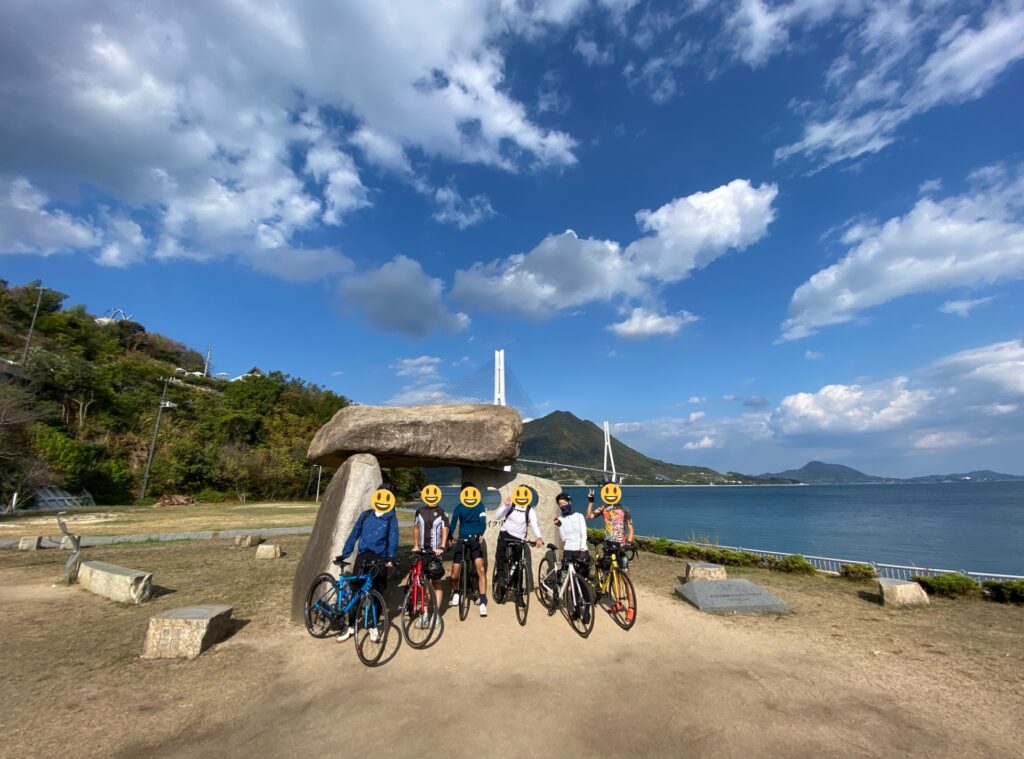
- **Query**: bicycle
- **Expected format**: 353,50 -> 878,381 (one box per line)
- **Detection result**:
493,536 -> 531,626
401,550 -> 438,648
303,558 -> 390,666
588,537 -> 638,630
537,544 -> 595,638
451,537 -> 484,621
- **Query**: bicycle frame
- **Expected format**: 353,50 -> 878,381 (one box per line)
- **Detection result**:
541,548 -> 583,609
595,542 -> 623,596
407,552 -> 430,617
455,539 -> 481,595
314,569 -> 379,628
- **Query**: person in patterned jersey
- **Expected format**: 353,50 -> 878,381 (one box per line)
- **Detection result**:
586,481 -> 634,572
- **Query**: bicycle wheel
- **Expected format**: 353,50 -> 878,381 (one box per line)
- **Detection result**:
303,573 -> 339,638
567,575 -> 595,639
401,576 -> 437,649
458,560 -> 470,621
536,556 -> 556,610
607,570 -> 638,631
355,589 -> 389,666
514,563 -> 530,626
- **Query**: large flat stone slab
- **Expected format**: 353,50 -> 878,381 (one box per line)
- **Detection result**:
141,604 -> 233,659
308,404 -> 522,468
675,579 -> 789,614
290,453 -> 382,621
18,536 -> 41,550
685,561 -> 727,581
78,560 -> 153,605
876,578 -> 929,607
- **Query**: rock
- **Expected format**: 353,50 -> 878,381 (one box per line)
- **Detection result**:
308,404 -> 522,468
141,605 -> 233,659
463,467 -> 565,592
685,561 -> 727,581
60,534 -> 79,550
78,560 -> 153,604
18,536 -> 41,550
876,578 -> 929,608
290,453 -> 382,621
675,579 -> 790,614
236,535 -> 261,547
256,543 -> 282,559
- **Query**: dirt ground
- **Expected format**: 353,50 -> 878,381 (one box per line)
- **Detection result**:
1,534 -> 1022,758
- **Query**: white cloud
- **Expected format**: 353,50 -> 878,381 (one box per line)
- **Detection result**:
688,396 -> 707,404
913,430 -> 988,450
340,255 -> 470,338
780,166 -> 1024,341
722,394 -> 738,402
431,185 -> 496,229
537,70 -> 570,114
928,340 -> 1024,397
305,143 -> 370,225
688,411 -> 706,423
607,307 -> 699,339
804,350 -> 823,360
391,356 -> 443,381
574,35 -> 614,65
96,215 -> 147,267
0,177 -> 98,255
683,435 -> 720,449
772,377 -> 933,435
939,296 -> 995,318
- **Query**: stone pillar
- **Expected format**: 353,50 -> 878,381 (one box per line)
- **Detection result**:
290,453 -> 382,621
460,467 -> 565,585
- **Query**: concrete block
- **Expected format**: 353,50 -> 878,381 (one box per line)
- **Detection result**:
255,543 -> 282,559
78,560 -> 153,604
685,561 -> 727,581
18,536 -> 42,550
141,605 -> 233,659
876,578 -> 929,608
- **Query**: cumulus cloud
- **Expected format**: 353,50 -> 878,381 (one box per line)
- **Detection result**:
780,166 -> 1024,341
688,395 -> 707,404
391,356 -> 443,381
772,377 -> 933,436
607,307 -> 699,338
574,35 -> 615,65
913,430 -> 988,450
684,435 -> 720,449
927,339 -> 1024,397
939,296 -> 995,318
0,177 -> 98,255
431,185 -> 496,229
340,255 -> 470,338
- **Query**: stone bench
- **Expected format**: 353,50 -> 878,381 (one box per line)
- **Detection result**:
77,560 -> 153,605
876,578 -> 929,608
18,536 -> 41,550
255,543 -> 281,559
141,605 -> 233,659
684,561 -> 727,581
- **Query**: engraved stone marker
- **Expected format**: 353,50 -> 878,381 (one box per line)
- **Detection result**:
675,579 -> 789,613
141,604 -> 233,659
684,561 -> 727,581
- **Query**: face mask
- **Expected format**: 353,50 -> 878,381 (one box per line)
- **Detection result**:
558,504 -> 572,517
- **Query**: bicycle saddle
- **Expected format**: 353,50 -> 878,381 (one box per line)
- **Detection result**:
547,543 -> 558,551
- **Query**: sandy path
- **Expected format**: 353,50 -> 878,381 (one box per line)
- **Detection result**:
125,586 -> 1017,759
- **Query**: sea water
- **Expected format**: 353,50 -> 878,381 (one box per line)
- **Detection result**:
440,482 -> 1024,575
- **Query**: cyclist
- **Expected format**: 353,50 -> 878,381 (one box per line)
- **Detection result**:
550,492 -> 591,616
413,484 -> 449,626
447,482 -> 489,617
586,481 -> 634,571
492,484 -> 544,602
335,484 -> 400,642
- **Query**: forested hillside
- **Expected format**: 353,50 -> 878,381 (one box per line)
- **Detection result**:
0,280 -> 368,505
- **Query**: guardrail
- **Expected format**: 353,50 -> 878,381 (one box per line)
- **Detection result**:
634,534 -> 1023,583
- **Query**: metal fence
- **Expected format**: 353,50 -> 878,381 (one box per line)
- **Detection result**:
635,534 -> 1022,584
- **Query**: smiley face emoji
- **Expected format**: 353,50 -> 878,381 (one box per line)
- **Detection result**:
460,485 -> 482,508
372,488 -> 396,513
421,483 -> 442,507
512,485 -> 534,509
600,482 -> 622,506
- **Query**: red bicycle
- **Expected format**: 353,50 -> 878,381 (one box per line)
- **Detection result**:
401,550 -> 438,648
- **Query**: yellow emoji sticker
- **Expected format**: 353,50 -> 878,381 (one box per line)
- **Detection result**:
460,485 -> 482,508
421,483 -> 442,506
512,484 -> 534,509
600,482 -> 622,506
372,488 -> 396,513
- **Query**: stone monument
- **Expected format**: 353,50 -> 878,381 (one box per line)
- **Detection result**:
675,579 -> 790,614
876,577 -> 929,607
141,604 -> 233,659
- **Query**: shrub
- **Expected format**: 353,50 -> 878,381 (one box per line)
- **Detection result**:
195,488 -> 231,503
839,563 -> 877,580
774,554 -> 817,574
983,579 -> 1024,604
912,573 -> 980,598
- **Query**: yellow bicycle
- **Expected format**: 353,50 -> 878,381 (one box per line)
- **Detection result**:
588,537 -> 637,630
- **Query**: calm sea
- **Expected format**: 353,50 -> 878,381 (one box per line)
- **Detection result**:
441,482 -> 1024,575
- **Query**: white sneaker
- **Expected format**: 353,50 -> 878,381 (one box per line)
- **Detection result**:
336,626 -> 355,642
369,627 -> 381,643
479,602 -> 488,617
415,613 -> 431,629
449,593 -> 460,607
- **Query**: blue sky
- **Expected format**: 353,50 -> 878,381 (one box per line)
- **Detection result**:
2,0 -> 1023,476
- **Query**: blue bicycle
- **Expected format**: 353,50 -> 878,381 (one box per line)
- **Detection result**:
304,558 -> 390,666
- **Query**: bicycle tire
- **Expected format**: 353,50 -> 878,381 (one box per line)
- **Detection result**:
536,556 -> 556,610
514,562 -> 529,626
567,575 -> 596,638
401,576 -> 437,649
607,570 -> 638,631
303,573 -> 340,638
355,589 -> 389,666
458,559 -> 470,621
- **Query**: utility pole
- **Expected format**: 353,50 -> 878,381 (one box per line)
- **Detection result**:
20,284 -> 46,364
203,345 -> 213,377
140,378 -> 174,501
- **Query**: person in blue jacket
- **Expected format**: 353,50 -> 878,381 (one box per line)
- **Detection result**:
335,484 -> 400,642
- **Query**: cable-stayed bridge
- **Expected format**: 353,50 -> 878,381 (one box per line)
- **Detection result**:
400,349 -> 626,482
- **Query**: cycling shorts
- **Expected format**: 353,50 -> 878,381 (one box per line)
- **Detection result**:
453,536 -> 485,563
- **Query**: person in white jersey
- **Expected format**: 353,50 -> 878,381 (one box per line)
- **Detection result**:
492,484 -> 544,602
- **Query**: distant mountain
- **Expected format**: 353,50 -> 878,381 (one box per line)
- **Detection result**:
517,411 -> 780,485
759,461 -> 1024,484
758,461 -> 892,484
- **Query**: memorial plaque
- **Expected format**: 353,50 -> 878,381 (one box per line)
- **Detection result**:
674,579 -> 789,614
